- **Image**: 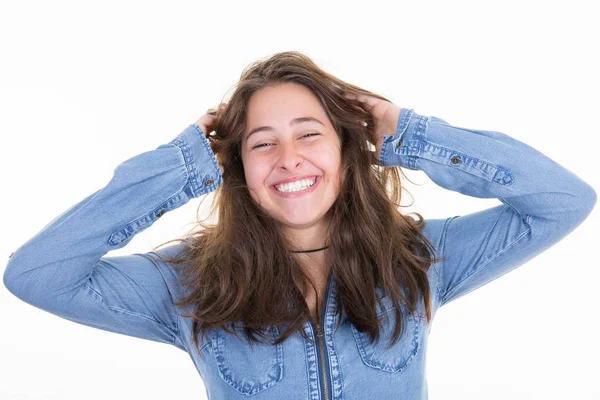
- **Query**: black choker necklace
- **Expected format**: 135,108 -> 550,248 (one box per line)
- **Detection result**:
289,245 -> 329,254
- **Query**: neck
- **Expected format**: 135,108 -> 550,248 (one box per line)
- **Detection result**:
289,245 -> 329,253
282,219 -> 330,254
292,246 -> 330,291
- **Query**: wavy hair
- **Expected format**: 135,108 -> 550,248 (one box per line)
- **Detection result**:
149,51 -> 443,357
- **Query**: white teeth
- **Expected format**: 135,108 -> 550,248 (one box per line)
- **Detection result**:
275,177 -> 317,193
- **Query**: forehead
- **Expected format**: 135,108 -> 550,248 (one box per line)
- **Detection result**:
245,83 -> 326,128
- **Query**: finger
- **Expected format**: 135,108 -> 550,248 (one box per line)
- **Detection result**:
202,115 -> 217,128
354,94 -> 375,111
349,103 -> 366,113
344,93 -> 368,110
204,114 -> 217,123
344,92 -> 376,113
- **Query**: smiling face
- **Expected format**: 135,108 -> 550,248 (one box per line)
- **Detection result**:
241,82 -> 342,234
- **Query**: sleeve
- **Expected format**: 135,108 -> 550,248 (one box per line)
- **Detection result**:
379,108 -> 596,308
3,123 -> 222,351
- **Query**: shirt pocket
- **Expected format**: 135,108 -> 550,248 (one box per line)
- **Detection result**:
210,324 -> 284,396
351,294 -> 426,373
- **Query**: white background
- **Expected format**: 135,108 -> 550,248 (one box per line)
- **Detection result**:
1,1 -> 598,399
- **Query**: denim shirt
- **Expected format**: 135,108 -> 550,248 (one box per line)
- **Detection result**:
4,108 -> 596,399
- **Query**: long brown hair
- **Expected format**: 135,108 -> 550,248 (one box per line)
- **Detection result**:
149,51 -> 443,356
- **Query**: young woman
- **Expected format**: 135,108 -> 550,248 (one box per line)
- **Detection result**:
4,51 -> 596,399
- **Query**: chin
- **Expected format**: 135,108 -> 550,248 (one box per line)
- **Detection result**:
275,212 -> 324,229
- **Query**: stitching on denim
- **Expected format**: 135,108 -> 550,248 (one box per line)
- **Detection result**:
421,118 -> 514,185
84,271 -> 178,339
351,310 -> 419,373
435,216 -> 457,303
302,323 -> 316,398
498,197 -> 529,222
107,305 -> 170,325
108,190 -> 186,246
138,253 -> 181,339
398,133 -> 424,169
303,331 -> 311,398
416,114 -> 428,135
325,290 -> 344,400
190,124 -> 223,190
198,341 -> 211,356
84,282 -> 103,298
379,139 -> 388,165
384,109 -> 414,164
274,326 -> 284,384
98,295 -> 179,334
411,314 -> 421,359
170,136 -> 199,194
397,108 -> 414,138
420,139 -> 513,186
441,205 -> 533,305
213,327 -> 283,395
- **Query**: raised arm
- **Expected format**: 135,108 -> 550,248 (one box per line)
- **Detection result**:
3,122 -> 222,351
380,108 -> 596,308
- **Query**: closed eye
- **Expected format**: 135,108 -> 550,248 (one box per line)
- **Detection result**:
252,133 -> 321,149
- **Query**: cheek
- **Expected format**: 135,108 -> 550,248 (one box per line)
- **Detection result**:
321,150 -> 342,182
243,158 -> 271,190
242,165 -> 264,206
329,161 -> 344,196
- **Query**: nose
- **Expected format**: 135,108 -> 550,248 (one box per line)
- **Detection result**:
277,140 -> 304,171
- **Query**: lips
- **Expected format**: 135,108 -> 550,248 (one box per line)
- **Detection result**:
270,176 -> 321,198
271,175 -> 319,188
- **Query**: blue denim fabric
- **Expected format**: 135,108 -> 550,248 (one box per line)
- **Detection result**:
4,109 -> 596,399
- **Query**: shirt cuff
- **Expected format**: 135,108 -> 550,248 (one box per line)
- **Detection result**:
378,107 -> 420,169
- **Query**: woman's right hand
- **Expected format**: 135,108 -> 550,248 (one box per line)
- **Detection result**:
194,110 -> 218,138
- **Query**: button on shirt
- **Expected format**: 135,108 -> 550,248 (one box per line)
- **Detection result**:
4,108 -> 596,399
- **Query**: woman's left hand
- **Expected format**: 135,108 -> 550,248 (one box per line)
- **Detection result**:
344,92 -> 402,160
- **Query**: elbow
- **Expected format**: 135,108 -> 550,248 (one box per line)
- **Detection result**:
580,183 -> 597,218
3,255 -> 32,303
3,259 -> 20,298
569,183 -> 597,229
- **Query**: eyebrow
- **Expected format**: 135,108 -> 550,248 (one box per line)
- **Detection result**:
246,117 -> 325,139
